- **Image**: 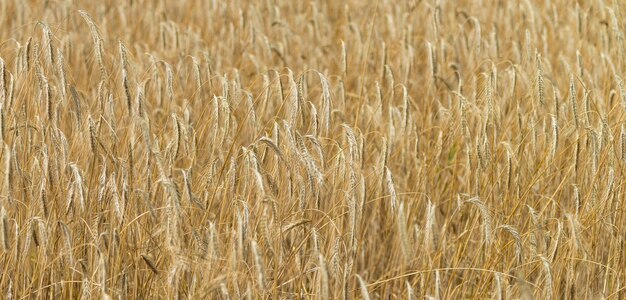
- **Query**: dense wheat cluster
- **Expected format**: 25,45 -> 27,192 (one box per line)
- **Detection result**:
1,0 -> 626,298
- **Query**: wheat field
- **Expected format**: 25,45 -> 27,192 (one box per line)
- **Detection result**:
0,0 -> 624,298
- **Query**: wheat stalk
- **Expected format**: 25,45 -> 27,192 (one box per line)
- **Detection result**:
78,10 -> 107,81
355,274 -> 370,300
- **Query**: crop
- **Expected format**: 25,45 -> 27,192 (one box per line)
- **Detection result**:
0,0 -> 624,298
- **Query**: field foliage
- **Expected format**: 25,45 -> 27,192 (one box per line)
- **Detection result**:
0,0 -> 625,298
